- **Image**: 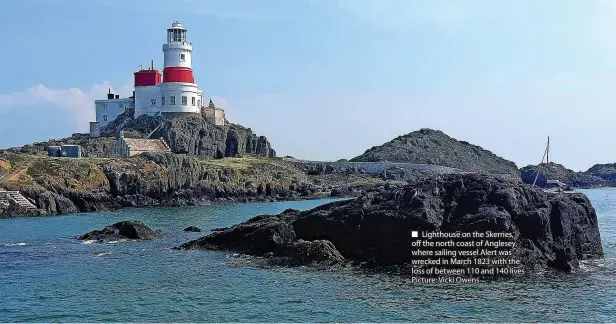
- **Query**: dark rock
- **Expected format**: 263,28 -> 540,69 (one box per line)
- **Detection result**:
177,173 -> 603,273
350,128 -> 519,177
583,163 -> 616,187
183,226 -> 202,232
520,162 -> 607,188
100,112 -> 275,158
78,220 -> 163,242
274,239 -> 345,267
329,188 -> 344,197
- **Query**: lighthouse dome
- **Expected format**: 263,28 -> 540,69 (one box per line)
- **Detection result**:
170,21 -> 184,29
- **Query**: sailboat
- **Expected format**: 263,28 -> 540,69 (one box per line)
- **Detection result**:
532,136 -> 574,193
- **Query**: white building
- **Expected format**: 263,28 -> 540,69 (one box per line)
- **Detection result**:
91,21 -> 224,136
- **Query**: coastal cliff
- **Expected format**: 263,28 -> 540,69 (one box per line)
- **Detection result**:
1,150 -> 477,217
5,113 -> 275,160
177,173 -> 604,273
102,112 -> 275,158
0,152 -> 328,216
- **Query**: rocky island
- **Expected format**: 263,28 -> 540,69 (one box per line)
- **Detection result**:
1,122 -> 614,217
1,115 -> 607,276
176,173 -> 604,273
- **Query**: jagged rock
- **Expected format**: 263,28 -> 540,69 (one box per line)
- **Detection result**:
177,173 -> 603,272
520,162 -> 607,188
584,163 -> 616,186
0,200 -> 31,218
183,226 -> 202,232
350,128 -> 519,177
78,220 -> 163,242
273,239 -> 345,267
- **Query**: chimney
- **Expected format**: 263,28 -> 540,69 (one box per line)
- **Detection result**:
151,60 -> 154,70
115,94 -> 119,99
107,88 -> 114,99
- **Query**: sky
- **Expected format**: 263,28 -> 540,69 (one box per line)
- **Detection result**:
1,0 -> 616,171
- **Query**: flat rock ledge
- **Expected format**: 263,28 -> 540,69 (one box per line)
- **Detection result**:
78,220 -> 164,243
175,173 -> 604,274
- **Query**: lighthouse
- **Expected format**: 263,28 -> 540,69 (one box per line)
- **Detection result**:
158,21 -> 203,113
93,21 -> 223,132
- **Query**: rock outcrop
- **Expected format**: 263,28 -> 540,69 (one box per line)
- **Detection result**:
177,174 -> 604,273
0,151 -> 366,216
584,163 -> 616,187
292,160 -> 465,184
183,226 -> 202,232
520,162 -> 607,188
6,110 -> 275,160
101,113 -> 275,159
78,220 -> 163,242
350,129 -> 519,177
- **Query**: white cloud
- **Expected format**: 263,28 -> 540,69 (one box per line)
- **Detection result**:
0,82 -> 132,132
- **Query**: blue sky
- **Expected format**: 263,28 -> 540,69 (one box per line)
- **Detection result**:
1,0 -> 616,171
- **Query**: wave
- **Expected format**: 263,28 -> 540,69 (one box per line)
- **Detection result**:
1,242 -> 27,247
80,240 -> 98,245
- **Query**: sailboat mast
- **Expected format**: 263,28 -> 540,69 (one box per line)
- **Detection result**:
532,135 -> 550,187
547,136 -> 550,164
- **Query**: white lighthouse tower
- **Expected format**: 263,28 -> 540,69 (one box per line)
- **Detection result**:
93,21 -> 225,131
158,21 -> 203,114
133,21 -> 204,117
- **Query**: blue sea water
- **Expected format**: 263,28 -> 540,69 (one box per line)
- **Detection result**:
1,192 -> 616,322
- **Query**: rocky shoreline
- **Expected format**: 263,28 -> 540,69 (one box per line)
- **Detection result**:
175,173 -> 604,274
2,123 -> 616,219
4,150 -> 458,217
0,152 -> 358,217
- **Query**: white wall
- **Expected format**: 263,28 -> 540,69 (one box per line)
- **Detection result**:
162,43 -> 192,68
95,98 -> 134,127
135,85 -> 161,116
134,83 -> 203,116
158,83 -> 203,114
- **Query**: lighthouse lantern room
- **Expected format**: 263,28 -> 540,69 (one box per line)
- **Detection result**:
93,21 -> 215,131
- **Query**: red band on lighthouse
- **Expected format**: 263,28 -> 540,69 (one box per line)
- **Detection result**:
163,67 -> 194,83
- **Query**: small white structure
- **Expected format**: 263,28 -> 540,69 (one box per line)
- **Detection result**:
93,21 -> 222,128
202,99 -> 226,126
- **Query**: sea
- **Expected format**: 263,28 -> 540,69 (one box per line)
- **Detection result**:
1,190 -> 616,323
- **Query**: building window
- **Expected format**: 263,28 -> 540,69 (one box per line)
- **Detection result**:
181,96 -> 187,106
180,54 -> 185,62
162,96 -> 166,105
170,96 -> 176,105
103,115 -> 108,122
191,97 -> 195,106
151,99 -> 156,106
197,100 -> 201,108
103,104 -> 107,110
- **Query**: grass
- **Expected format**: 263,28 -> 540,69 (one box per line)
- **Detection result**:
0,152 -> 111,191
